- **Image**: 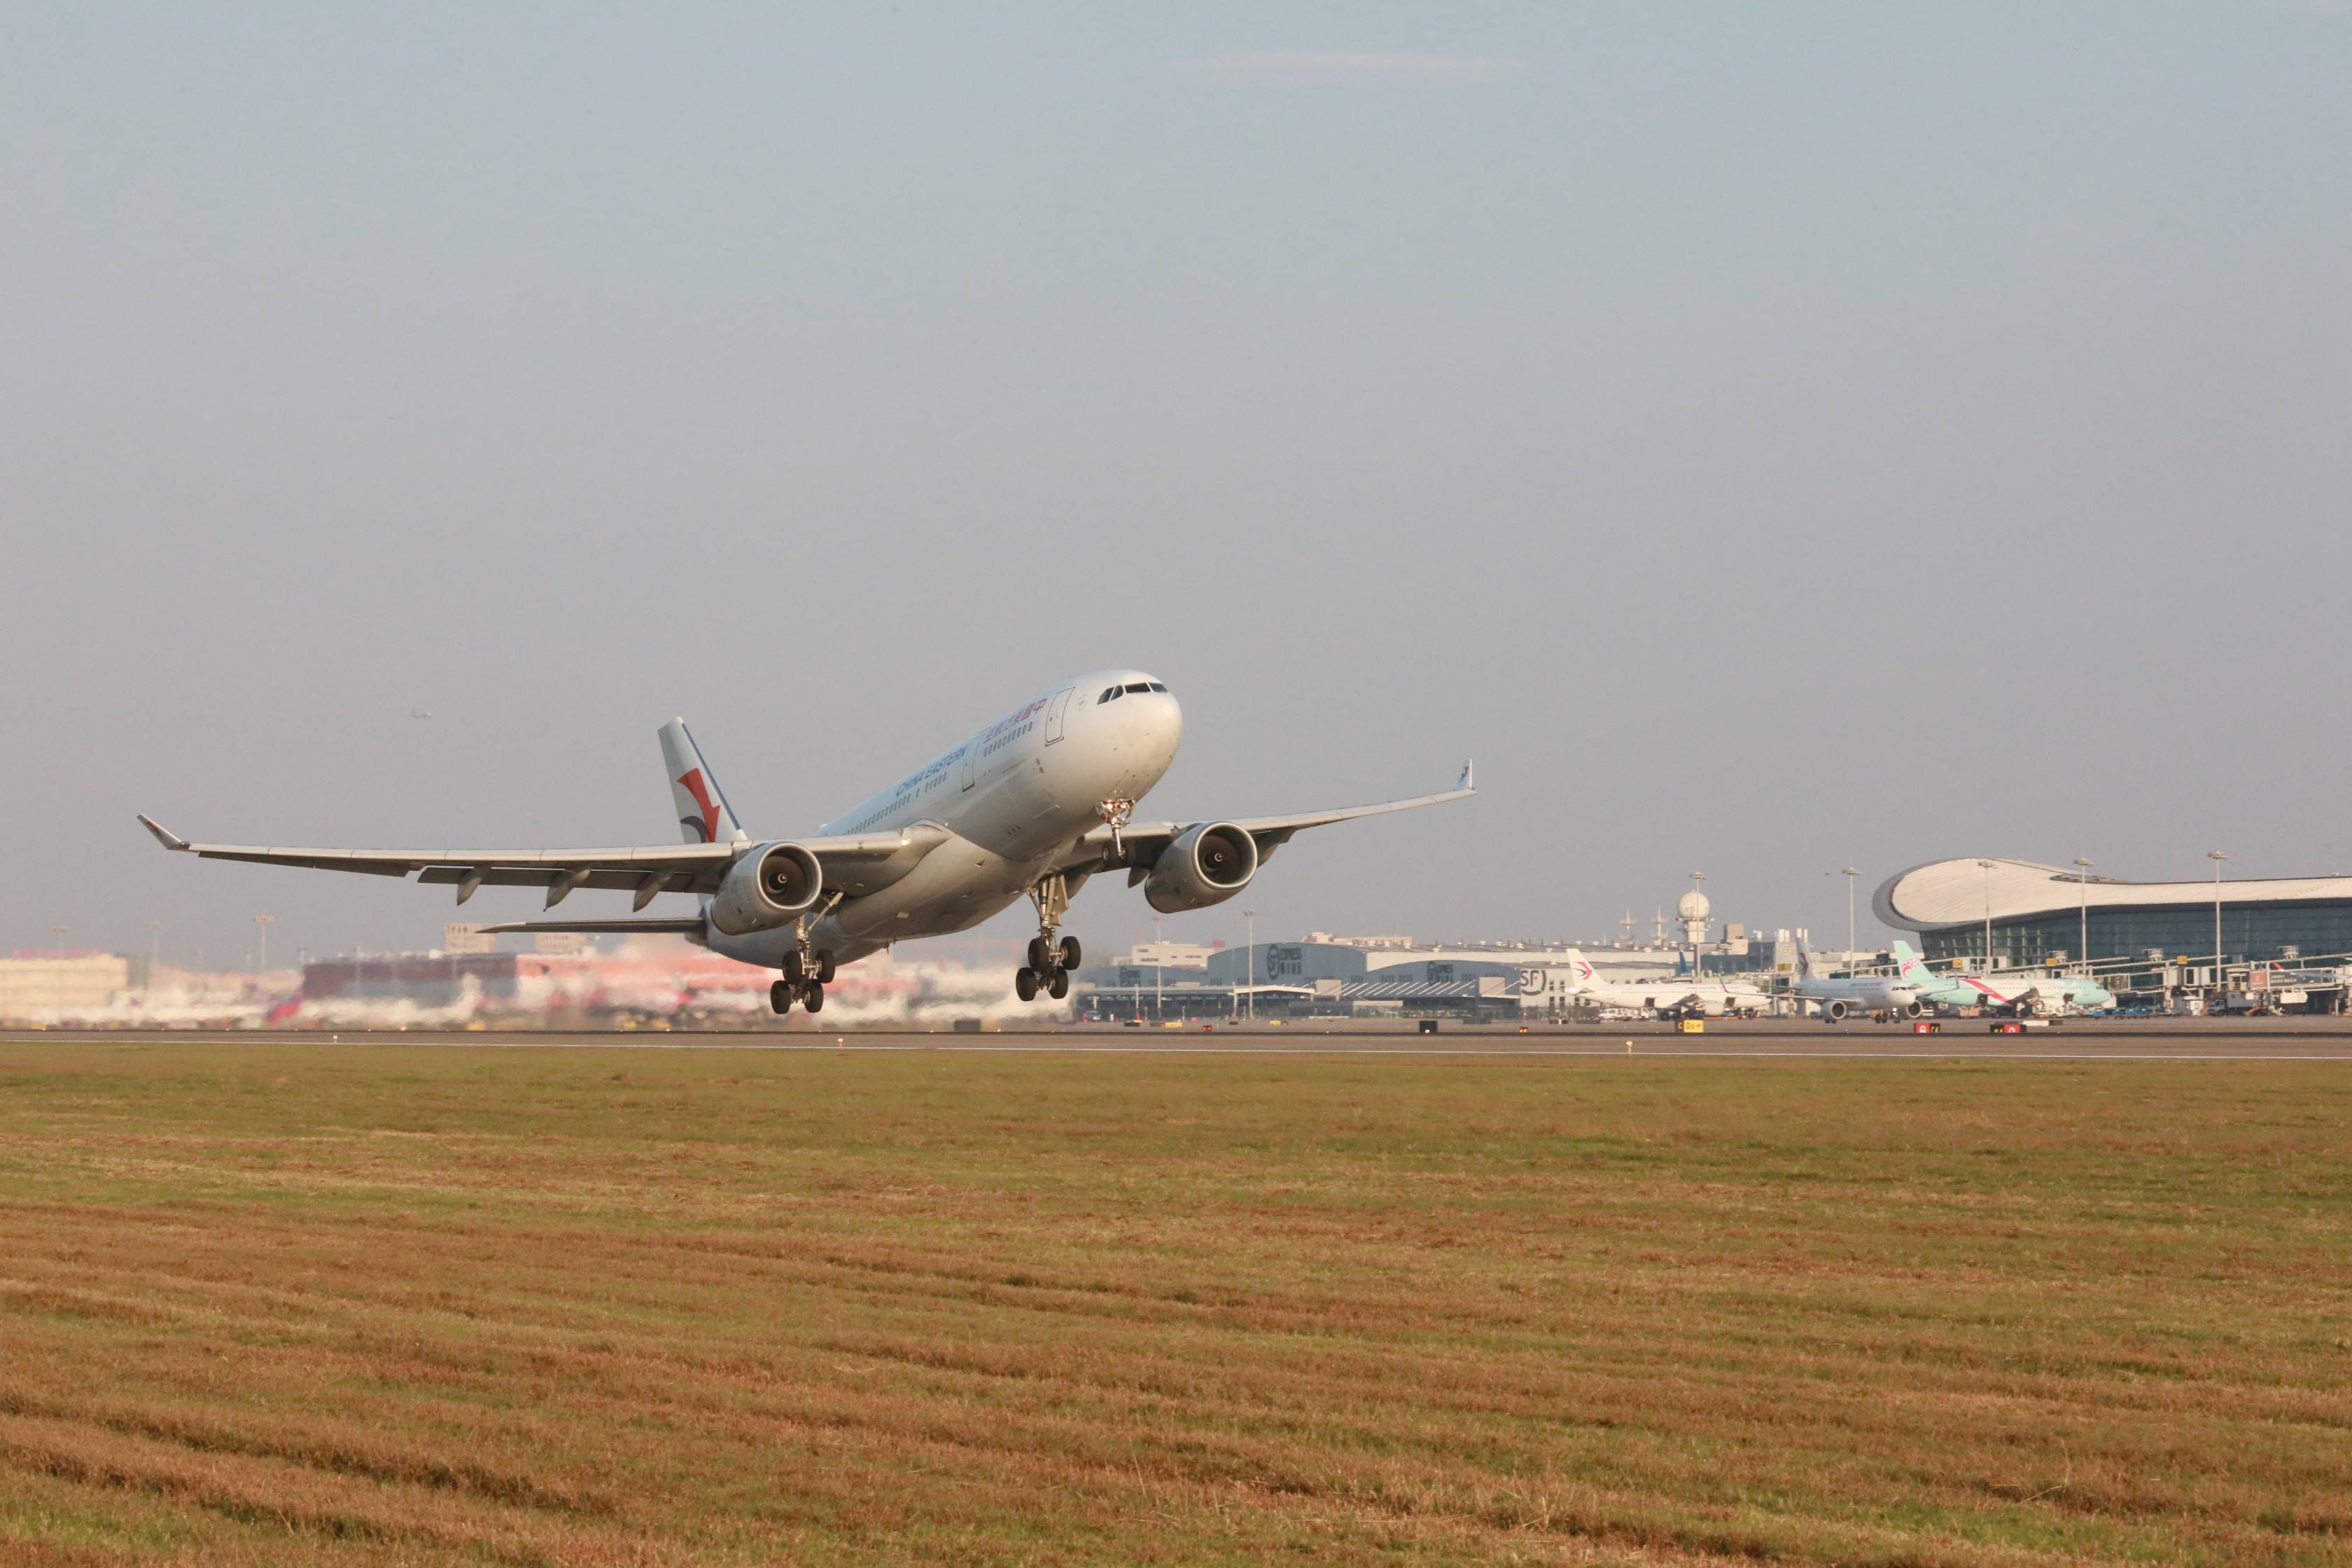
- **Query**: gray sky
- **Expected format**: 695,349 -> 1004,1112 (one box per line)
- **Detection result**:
6,3 -> 2349,968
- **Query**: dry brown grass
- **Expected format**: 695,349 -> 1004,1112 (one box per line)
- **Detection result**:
0,1043 -> 2346,1564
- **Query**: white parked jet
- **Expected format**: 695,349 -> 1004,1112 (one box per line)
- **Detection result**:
1791,936 -> 1924,1023
1536,953 -> 1772,1018
139,670 -> 1473,1016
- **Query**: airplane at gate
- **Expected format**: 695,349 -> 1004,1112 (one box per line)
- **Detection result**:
138,670 -> 1474,1016
1791,935 -> 1924,1023
1537,953 -> 1773,1018
1890,941 -> 2114,1016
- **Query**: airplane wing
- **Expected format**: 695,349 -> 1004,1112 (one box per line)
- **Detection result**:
134,814 -> 946,908
1055,763 -> 1474,879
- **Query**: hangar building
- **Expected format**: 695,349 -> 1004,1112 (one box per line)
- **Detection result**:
1875,858 -> 2352,966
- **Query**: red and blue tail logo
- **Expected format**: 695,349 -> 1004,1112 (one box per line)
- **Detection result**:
676,769 -> 722,843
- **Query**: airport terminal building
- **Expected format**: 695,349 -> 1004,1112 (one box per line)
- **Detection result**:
1875,859 -> 2352,967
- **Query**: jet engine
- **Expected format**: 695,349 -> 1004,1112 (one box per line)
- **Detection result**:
1896,999 -> 1924,1020
708,841 -> 824,935
1820,997 -> 1851,1023
1144,822 -> 1259,913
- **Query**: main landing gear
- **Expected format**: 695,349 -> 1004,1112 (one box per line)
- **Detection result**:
769,944 -> 837,1015
1015,874 -> 1080,1002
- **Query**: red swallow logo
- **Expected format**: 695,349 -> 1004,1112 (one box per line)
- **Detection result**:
676,769 -> 722,842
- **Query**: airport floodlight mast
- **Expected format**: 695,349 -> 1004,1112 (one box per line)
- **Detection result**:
253,914 -> 274,974
148,920 -> 163,974
2208,850 -> 2227,976
1244,908 -> 1256,1022
51,924 -> 69,960
2073,858 -> 2092,969
1975,860 -> 1998,970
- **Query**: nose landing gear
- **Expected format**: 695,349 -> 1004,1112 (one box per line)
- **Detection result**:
1097,797 -> 1135,858
1016,874 -> 1080,1002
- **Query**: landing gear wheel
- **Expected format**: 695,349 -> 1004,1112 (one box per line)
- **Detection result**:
1057,935 -> 1081,970
814,950 -> 837,985
782,952 -> 805,984
1028,937 -> 1055,972
1047,967 -> 1070,1000
1015,967 -> 1040,1002
769,980 -> 794,1016
801,981 -> 824,1014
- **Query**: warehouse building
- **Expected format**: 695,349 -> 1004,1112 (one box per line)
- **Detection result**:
0,952 -> 131,1017
1875,858 -> 2352,966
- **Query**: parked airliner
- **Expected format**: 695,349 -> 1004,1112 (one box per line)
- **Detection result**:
1891,941 -> 2114,1016
139,670 -> 1473,1015
1791,936 -> 1924,1022
1542,953 -> 1772,1018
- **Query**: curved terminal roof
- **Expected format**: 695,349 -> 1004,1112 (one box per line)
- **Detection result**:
1872,858 -> 2352,932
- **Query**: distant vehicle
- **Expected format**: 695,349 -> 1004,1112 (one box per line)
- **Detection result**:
139,669 -> 1473,1016
1546,953 -> 1773,1018
1891,940 -> 2114,1016
1792,935 -> 1924,1022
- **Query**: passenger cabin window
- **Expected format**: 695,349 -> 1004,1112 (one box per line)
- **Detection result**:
1124,682 -> 1150,694
1099,687 -> 1122,703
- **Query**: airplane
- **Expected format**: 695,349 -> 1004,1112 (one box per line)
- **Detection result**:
1890,941 -> 2113,1016
1534,953 -> 1773,1018
138,669 -> 1474,1016
1791,935 -> 1924,1022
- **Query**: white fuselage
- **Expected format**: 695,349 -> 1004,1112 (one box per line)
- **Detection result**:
705,670 -> 1182,969
1532,960 -> 1772,1017
1791,972 -> 1921,1011
1582,978 -> 1772,1017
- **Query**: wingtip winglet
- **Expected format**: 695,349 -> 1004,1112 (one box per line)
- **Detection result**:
137,813 -> 190,851
1457,760 -> 1475,793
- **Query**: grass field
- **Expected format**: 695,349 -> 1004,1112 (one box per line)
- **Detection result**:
0,1044 -> 2346,1567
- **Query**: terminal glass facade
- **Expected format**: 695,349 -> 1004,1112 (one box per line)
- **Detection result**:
1919,899 -> 2352,967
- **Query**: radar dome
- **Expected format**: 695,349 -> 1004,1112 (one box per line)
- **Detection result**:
1676,889 -> 1712,920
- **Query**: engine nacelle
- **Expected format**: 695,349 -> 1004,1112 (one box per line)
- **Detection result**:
708,841 -> 824,935
1820,997 -> 1851,1023
1897,999 -> 1924,1020
1144,822 -> 1259,913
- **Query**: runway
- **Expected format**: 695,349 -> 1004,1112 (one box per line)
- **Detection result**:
8,1019 -> 2352,1058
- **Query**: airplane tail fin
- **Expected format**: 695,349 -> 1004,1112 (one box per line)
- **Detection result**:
659,720 -> 747,845
1795,933 -> 1813,980
1890,939 -> 1926,980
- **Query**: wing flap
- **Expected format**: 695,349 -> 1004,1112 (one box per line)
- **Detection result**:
474,918 -> 706,936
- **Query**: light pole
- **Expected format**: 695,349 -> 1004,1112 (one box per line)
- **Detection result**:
253,914 -> 274,974
51,924 -> 69,960
1153,913 -> 1163,1023
147,920 -> 164,978
1975,860 -> 1997,972
2072,858 -> 2092,970
2207,850 -> 2227,982
1842,867 -> 1858,967
1244,908 -> 1256,1023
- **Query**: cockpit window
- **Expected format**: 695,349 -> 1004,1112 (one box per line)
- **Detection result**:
1099,687 -> 1122,703
1147,682 -> 1168,692
1124,682 -> 1151,694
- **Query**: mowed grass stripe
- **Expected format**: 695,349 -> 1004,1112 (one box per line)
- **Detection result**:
1,1044 -> 2346,1565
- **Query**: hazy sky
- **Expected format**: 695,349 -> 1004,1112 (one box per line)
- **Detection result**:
7,4 -> 2349,968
